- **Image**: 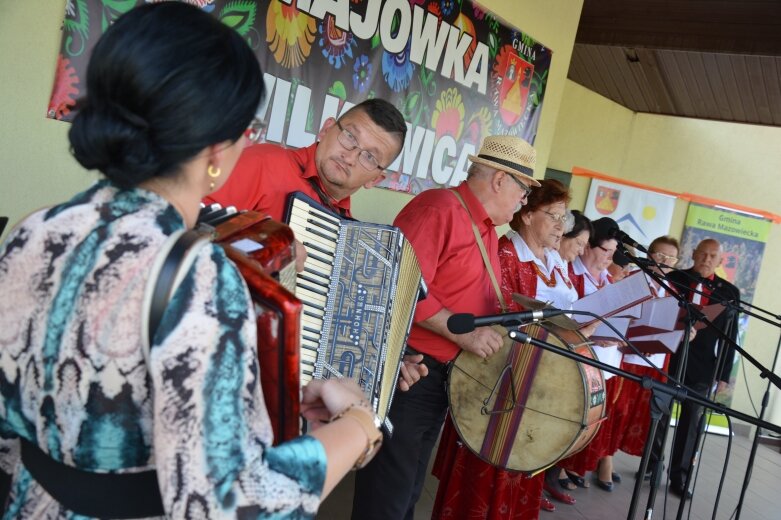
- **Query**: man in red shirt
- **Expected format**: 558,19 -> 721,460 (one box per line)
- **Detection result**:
352,135 -> 540,520
205,98 -> 432,390
205,98 -> 405,220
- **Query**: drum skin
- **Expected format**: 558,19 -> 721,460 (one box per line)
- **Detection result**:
448,322 -> 606,473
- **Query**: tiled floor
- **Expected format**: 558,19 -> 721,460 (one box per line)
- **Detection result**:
318,427 -> 781,519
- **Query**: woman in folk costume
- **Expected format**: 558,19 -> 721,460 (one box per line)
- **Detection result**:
559,217 -> 625,492
430,179 -> 576,518
618,236 -> 693,478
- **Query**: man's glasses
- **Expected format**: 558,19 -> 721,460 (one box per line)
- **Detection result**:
336,121 -> 384,171
246,117 -> 264,143
652,252 -> 679,264
540,210 -> 573,226
597,244 -> 617,255
507,173 -> 533,198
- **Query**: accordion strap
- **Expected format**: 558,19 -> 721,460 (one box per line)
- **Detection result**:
451,190 -> 508,313
141,229 -> 210,366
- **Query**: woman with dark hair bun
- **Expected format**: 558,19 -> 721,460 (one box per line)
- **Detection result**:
0,4 -> 377,518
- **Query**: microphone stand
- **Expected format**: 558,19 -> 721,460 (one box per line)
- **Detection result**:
506,327 -> 781,520
617,249 -> 700,519
623,248 -> 781,519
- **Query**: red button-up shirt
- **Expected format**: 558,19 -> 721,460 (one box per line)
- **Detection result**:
394,182 -> 502,362
204,143 -> 351,221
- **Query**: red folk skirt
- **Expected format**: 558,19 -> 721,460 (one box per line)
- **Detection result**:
619,357 -> 670,456
559,375 -> 627,475
432,416 -> 543,520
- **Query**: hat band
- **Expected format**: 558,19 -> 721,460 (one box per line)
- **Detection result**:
477,154 -> 533,176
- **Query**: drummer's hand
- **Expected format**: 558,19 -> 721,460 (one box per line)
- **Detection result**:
293,239 -> 307,273
397,354 -> 429,392
578,321 -> 599,338
593,339 -> 621,348
456,327 -> 504,358
300,378 -> 367,430
688,326 -> 697,342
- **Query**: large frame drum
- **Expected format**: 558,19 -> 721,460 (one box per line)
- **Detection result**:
448,322 -> 606,474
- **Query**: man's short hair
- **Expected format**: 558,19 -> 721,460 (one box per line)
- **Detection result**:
340,98 -> 407,142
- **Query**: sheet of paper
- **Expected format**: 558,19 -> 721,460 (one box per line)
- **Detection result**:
590,317 -> 632,342
621,329 -> 684,355
571,271 -> 654,325
591,344 -> 624,380
628,296 -> 681,335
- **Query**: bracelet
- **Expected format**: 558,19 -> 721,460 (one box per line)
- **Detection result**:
331,403 -> 383,470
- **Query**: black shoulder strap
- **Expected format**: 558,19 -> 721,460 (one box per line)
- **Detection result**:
148,229 -> 205,345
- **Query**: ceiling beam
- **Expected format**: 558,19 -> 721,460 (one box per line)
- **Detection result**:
576,0 -> 781,55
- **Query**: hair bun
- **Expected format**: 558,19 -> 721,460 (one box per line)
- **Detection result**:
69,103 -> 160,187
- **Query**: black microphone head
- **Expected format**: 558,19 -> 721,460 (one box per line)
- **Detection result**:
612,248 -> 630,267
591,217 -> 619,243
447,313 -> 475,334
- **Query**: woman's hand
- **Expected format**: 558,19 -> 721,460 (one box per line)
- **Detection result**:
300,378 -> 368,430
578,321 -> 599,338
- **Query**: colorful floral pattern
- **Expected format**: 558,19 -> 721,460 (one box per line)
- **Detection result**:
266,0 -> 317,68
48,0 -> 552,193
382,42 -> 415,92
353,54 -> 373,93
47,54 -> 80,119
318,14 -> 356,69
464,106 -> 491,145
431,87 -> 465,140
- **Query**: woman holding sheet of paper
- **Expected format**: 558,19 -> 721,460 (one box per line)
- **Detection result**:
559,217 -> 626,492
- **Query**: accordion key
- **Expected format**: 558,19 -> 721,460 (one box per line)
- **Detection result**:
285,192 -> 425,432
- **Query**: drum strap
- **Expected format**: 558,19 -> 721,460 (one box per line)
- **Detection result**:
451,190 -> 508,312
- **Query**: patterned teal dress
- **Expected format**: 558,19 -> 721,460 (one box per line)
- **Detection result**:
0,182 -> 326,518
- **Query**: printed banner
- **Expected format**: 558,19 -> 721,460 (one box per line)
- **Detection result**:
680,203 -> 772,405
48,0 -> 553,195
583,179 -> 676,249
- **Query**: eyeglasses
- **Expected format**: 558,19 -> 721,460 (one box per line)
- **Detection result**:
652,252 -> 679,264
540,210 -> 573,226
246,117 -> 264,143
597,244 -> 616,255
335,121 -> 384,171
507,173 -> 533,198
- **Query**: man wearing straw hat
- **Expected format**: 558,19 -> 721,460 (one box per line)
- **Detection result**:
352,135 -> 540,520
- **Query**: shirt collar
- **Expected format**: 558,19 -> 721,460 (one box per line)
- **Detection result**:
295,143 -> 352,214
455,181 -> 493,230
507,231 -> 561,275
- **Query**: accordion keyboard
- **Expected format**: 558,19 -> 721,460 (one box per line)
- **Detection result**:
286,193 -> 424,430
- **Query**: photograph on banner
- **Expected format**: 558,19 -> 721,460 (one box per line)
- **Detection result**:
47,0 -> 553,195
679,203 -> 772,406
583,179 -> 676,253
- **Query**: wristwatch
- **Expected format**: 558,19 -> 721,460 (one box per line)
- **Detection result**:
333,404 -> 383,470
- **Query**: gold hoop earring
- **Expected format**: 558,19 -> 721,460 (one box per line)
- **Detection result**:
207,165 -> 221,191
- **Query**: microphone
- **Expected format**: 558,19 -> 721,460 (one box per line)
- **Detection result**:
610,228 -> 649,254
447,308 -> 567,334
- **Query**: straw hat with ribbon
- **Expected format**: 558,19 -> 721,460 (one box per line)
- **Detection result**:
468,135 -> 540,187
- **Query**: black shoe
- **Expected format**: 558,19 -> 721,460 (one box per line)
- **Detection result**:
611,472 -> 622,483
595,478 -> 613,492
635,469 -> 653,481
669,484 -> 692,499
